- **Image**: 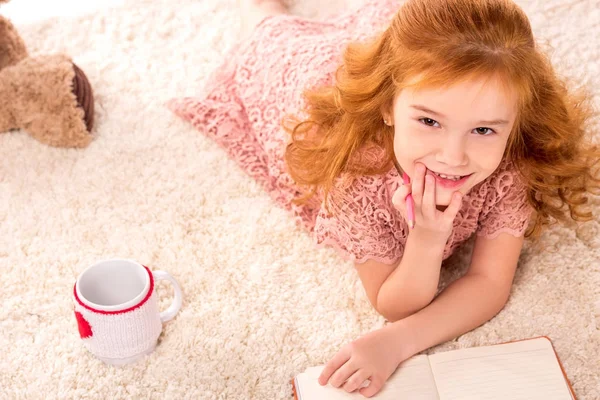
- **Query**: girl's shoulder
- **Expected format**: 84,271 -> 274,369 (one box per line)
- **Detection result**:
333,145 -> 398,200
463,158 -> 533,240
468,158 -> 529,210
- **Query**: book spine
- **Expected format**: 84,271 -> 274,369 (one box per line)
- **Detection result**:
290,378 -> 300,400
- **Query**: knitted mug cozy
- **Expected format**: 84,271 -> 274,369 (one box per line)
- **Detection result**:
73,264 -> 181,364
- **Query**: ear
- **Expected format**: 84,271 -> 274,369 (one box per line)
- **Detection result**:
0,16 -> 28,70
380,101 -> 394,125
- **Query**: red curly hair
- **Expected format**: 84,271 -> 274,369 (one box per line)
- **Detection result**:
284,0 -> 600,239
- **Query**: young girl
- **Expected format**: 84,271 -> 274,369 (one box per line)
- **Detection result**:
168,0 -> 599,397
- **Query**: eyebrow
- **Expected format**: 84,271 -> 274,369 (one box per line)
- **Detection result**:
409,104 -> 510,126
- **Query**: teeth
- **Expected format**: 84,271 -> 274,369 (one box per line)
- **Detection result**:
433,171 -> 463,181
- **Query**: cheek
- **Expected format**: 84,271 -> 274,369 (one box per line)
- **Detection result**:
471,140 -> 507,174
393,129 -> 417,167
393,125 -> 428,157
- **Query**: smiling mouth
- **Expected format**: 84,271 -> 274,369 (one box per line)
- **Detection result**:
425,169 -> 474,189
429,170 -> 472,181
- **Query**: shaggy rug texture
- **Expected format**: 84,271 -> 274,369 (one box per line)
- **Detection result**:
0,0 -> 598,398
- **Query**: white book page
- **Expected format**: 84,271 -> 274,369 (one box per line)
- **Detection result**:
428,337 -> 573,400
295,356 -> 439,400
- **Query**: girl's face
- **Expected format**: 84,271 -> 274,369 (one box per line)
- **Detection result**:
389,76 -> 518,207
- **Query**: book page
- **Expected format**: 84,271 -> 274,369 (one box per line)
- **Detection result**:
428,337 -> 573,400
295,355 -> 439,400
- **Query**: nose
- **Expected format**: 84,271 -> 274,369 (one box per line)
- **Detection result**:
436,134 -> 468,167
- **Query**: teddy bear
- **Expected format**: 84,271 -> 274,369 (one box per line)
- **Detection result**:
0,0 -> 95,148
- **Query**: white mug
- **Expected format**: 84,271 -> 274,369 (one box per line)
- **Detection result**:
73,258 -> 182,365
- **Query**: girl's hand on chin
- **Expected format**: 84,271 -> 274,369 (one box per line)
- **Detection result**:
392,162 -> 462,241
317,325 -> 407,397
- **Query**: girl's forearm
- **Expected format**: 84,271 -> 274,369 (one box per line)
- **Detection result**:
377,228 -> 447,321
390,273 -> 511,362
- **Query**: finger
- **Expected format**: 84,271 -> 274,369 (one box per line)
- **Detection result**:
443,191 -> 463,222
391,184 -> 412,212
329,359 -> 358,389
359,375 -> 384,398
411,163 -> 426,206
421,174 -> 436,219
342,369 -> 371,393
318,347 -> 351,386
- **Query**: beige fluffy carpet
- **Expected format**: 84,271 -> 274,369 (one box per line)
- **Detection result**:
1,0 -> 599,398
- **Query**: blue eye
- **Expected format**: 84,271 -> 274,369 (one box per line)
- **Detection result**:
419,118 -> 440,127
474,127 -> 495,136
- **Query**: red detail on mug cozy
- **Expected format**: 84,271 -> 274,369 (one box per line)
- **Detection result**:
74,310 -> 93,339
73,265 -> 155,315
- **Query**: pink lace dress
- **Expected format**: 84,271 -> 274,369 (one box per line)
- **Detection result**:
167,0 -> 533,265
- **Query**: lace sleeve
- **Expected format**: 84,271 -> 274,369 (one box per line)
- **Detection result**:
314,173 -> 404,265
476,164 -> 533,239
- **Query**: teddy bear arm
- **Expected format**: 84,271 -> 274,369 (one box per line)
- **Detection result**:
0,17 -> 28,70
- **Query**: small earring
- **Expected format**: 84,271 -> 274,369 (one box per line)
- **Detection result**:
383,119 -> 390,126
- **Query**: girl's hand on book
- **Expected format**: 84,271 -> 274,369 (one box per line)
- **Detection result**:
318,325 -> 404,397
392,162 -> 462,241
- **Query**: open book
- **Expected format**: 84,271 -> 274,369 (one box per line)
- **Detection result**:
292,336 -> 576,400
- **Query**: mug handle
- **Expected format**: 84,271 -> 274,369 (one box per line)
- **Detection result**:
152,270 -> 183,323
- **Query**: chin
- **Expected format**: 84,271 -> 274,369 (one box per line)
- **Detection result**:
433,176 -> 477,206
